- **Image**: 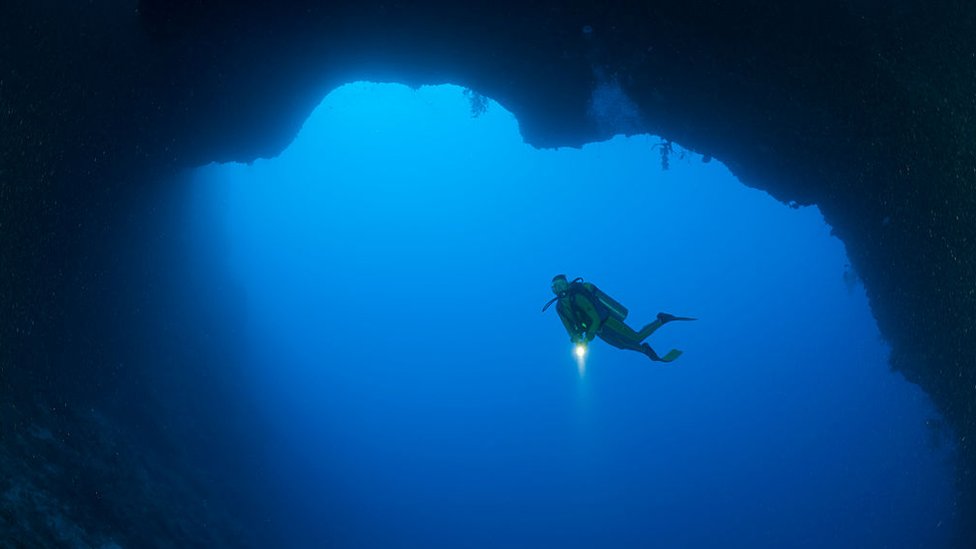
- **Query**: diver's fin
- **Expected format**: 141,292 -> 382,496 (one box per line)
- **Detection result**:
657,312 -> 697,323
641,344 -> 683,363
659,349 -> 683,362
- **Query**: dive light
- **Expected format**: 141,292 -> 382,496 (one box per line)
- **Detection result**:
574,342 -> 588,358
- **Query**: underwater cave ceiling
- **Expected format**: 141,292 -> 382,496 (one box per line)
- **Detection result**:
3,0 -> 976,539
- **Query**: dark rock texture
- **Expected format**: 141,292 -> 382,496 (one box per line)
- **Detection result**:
2,0 -> 975,545
0,401 -> 248,548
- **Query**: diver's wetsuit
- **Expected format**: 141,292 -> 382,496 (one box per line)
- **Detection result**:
555,282 -> 674,362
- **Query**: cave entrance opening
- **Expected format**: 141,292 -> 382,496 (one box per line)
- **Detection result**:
182,81 -> 954,547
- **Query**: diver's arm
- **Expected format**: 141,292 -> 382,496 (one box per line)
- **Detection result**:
558,310 -> 581,342
576,295 -> 602,341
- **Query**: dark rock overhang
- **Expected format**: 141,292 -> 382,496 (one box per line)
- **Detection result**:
2,0 -> 974,545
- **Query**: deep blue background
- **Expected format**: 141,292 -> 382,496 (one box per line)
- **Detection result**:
182,83 -> 953,547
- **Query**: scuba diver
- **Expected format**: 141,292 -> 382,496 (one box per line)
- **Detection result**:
542,274 -> 696,362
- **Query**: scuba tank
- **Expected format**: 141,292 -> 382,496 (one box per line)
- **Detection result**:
586,282 -> 628,321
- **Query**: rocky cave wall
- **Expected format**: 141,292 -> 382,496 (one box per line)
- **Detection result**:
2,0 -> 975,544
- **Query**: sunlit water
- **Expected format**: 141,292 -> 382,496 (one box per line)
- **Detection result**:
186,82 -> 954,548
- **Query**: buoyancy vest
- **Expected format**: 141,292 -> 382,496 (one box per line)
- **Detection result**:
573,281 -> 628,322
542,278 -> 629,323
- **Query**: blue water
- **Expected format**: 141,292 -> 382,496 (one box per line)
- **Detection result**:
187,82 -> 954,547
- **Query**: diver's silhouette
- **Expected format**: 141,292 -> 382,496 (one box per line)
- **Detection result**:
543,274 -> 695,362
